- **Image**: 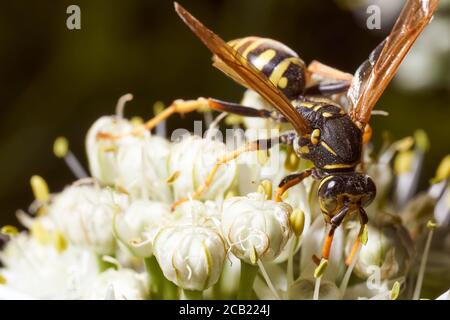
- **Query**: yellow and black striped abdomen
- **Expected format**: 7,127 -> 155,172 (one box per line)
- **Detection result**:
228,37 -> 306,100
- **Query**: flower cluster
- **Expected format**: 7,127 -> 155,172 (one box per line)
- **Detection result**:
0,92 -> 448,300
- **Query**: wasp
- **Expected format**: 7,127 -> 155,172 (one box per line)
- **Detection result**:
99,0 -> 439,266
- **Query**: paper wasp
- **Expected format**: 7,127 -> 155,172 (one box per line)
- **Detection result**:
99,0 -> 439,266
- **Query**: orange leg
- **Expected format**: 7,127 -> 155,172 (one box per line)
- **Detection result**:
306,60 -> 353,83
363,124 -> 373,144
97,98 -> 210,141
171,142 -> 259,210
274,169 -> 314,202
171,132 -> 298,210
313,206 -> 349,265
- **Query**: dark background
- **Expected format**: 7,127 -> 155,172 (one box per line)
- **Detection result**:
0,0 -> 449,226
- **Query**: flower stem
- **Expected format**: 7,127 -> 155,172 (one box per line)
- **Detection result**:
413,226 -> 435,300
144,256 -> 179,300
183,289 -> 203,300
257,260 -> 281,300
339,244 -> 361,296
313,276 -> 321,300
287,236 -> 299,299
237,261 -> 258,300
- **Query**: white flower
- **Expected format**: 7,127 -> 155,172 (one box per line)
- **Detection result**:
113,199 -> 172,257
0,234 -> 99,299
84,268 -> 148,300
48,184 -> 129,255
116,135 -> 172,202
168,135 -> 237,201
221,193 -> 292,263
86,116 -> 136,186
172,199 -> 221,229
153,225 -> 227,291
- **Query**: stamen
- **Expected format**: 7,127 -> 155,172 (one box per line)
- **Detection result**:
0,225 -> 19,237
166,171 -> 181,184
30,175 -> 50,204
53,137 -> 88,179
153,101 -> 167,137
249,245 -> 258,265
31,222 -> 51,245
314,258 -> 328,279
257,260 -> 281,300
203,110 -> 214,128
290,209 -> 305,237
102,255 -> 122,270
340,244 -> 360,295
256,180 -> 272,200
115,93 -> 133,119
0,274 -> 6,285
313,275 -> 321,300
53,230 -> 68,253
413,220 -> 437,300
390,281 -> 401,300
431,155 -> 450,184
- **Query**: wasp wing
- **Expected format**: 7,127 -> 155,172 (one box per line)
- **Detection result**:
174,2 -> 310,134
348,0 -> 439,127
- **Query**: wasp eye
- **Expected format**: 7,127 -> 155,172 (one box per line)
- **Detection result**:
318,177 -> 340,214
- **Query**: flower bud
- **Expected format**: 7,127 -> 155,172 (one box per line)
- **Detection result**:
346,214 -> 414,280
84,269 -> 148,300
115,135 -> 172,202
85,116 -> 135,186
48,184 -> 129,255
113,200 -> 172,257
168,136 -> 237,201
172,200 -> 221,229
153,225 -> 226,291
221,193 -> 292,263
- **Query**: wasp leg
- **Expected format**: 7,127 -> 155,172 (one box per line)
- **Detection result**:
208,99 -> 287,122
362,124 -> 372,144
313,206 -> 350,265
304,80 -> 351,96
97,97 -> 288,141
274,169 -> 315,202
306,60 -> 353,82
345,207 -> 369,266
97,98 -> 211,141
171,132 -> 297,210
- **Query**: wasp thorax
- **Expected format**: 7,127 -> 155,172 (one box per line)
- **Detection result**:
318,173 -> 376,215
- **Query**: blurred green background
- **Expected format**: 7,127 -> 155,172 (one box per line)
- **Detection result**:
0,0 -> 449,226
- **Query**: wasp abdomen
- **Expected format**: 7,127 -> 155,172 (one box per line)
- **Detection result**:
228,37 -> 306,100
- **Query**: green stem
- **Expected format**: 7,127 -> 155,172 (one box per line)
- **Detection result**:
237,261 -> 258,300
183,289 -> 204,300
413,227 -> 434,300
144,256 -> 179,300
